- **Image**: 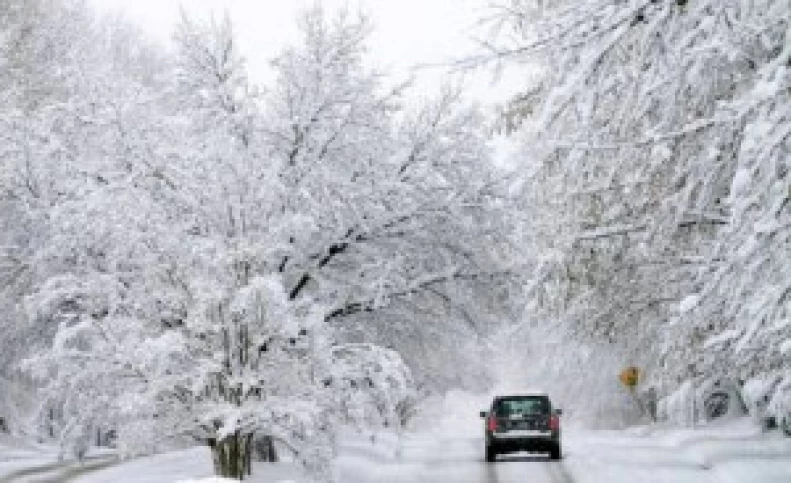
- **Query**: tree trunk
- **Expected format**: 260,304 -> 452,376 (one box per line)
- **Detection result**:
258,435 -> 278,462
209,432 -> 254,480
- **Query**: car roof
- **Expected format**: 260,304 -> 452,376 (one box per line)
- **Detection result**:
494,392 -> 550,399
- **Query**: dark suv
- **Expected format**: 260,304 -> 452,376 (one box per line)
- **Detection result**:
479,393 -> 562,461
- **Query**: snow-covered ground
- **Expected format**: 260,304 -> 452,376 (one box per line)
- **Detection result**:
71,446 -> 303,483
2,393 -> 791,482
331,392 -> 791,483
334,418 -> 791,483
0,434 -> 62,481
0,440 -> 304,483
564,419 -> 791,483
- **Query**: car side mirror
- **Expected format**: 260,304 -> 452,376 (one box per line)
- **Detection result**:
555,408 -> 563,416
479,411 -> 487,418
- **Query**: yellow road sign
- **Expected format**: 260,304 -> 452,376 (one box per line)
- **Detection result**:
619,366 -> 640,388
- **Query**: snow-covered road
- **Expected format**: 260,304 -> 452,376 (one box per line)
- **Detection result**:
337,433 -> 573,483
3,417 -> 791,482
334,417 -> 791,483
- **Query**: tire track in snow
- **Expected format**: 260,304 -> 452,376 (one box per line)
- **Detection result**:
0,455 -> 118,483
0,461 -> 64,483
40,456 -> 120,482
546,460 -> 575,483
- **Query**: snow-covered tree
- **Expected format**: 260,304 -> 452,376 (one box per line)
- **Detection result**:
17,4 -> 519,480
0,0 -> 169,434
675,22 -> 791,386
264,7 -> 522,389
476,0 -> 791,414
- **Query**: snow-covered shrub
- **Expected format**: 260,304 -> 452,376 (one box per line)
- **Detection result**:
324,344 -> 415,430
697,378 -> 746,421
742,373 -> 784,425
659,378 -> 746,426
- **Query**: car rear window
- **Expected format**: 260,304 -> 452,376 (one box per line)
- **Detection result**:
493,396 -> 550,416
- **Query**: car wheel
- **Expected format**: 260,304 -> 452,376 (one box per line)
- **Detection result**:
550,445 -> 562,460
485,445 -> 497,462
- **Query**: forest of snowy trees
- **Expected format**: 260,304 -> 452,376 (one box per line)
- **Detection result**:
0,0 -> 789,481
481,0 -> 791,423
0,0 -> 521,479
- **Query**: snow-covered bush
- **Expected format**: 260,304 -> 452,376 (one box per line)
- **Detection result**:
659,378 -> 746,427
742,373 -> 784,425
324,344 -> 415,430
698,378 -> 746,422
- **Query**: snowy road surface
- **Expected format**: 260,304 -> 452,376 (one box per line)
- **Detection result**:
335,419 -> 791,483
337,434 -> 573,483
3,418 -> 791,482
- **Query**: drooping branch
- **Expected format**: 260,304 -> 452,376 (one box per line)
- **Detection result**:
287,213 -> 420,301
324,268 -> 516,321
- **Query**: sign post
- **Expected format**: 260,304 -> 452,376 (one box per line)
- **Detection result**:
619,366 -> 645,421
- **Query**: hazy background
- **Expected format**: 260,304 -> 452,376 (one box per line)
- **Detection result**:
91,0 -> 525,103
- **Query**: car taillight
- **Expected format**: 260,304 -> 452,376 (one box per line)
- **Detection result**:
549,415 -> 560,431
487,417 -> 498,432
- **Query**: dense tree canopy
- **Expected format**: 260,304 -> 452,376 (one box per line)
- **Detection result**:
3,0 -> 788,479
0,1 -> 521,479
480,0 -> 790,409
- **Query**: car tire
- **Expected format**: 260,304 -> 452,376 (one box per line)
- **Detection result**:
550,445 -> 562,460
485,445 -> 497,462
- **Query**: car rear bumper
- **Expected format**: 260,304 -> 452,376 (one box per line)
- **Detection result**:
492,430 -> 552,439
487,431 -> 559,453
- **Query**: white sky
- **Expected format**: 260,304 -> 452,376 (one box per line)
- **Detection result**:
91,0 -> 526,104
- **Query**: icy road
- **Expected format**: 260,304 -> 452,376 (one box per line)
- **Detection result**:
337,434 -> 574,483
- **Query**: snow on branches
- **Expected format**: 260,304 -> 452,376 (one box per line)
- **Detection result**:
479,0 -> 791,403
5,2 -> 519,480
